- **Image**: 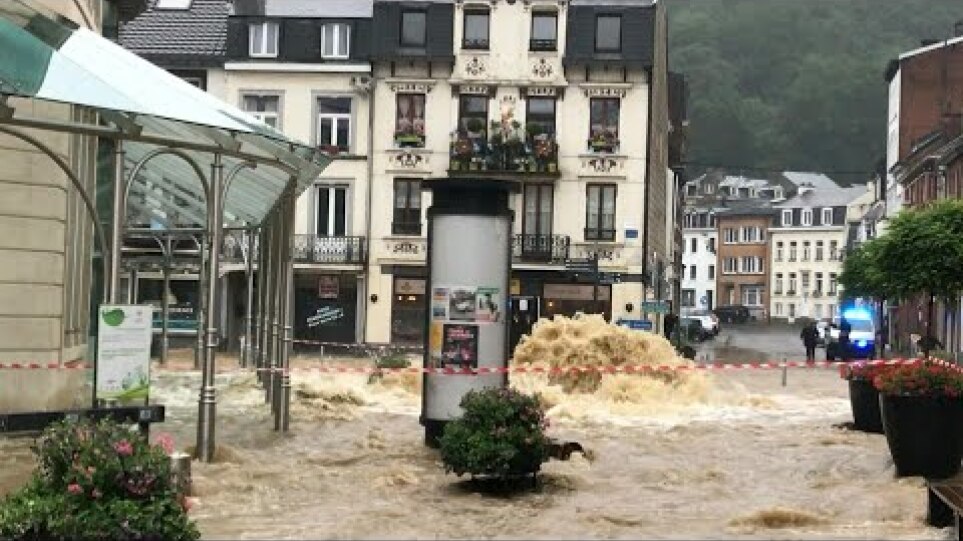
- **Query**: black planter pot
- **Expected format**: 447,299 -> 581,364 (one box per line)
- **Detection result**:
848,378 -> 884,433
879,394 -> 963,478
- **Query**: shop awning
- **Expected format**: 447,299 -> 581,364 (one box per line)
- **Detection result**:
0,0 -> 330,228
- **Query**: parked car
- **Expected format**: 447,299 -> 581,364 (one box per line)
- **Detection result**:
680,317 -> 712,341
683,309 -> 719,336
713,305 -> 751,324
815,319 -> 832,347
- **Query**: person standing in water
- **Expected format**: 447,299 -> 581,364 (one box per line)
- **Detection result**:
800,322 -> 819,362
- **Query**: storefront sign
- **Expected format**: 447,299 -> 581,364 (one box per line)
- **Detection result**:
318,275 -> 340,299
395,278 -> 426,295
543,283 -> 611,301
306,306 -> 345,327
96,305 -> 152,406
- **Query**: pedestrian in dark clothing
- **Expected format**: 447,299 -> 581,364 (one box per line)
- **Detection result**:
800,322 -> 819,361
664,313 -> 678,340
839,318 -> 852,361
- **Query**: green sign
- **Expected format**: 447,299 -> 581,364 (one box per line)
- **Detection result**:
96,305 -> 152,406
641,301 -> 670,314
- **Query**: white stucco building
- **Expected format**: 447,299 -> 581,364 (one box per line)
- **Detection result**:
680,210 -> 716,310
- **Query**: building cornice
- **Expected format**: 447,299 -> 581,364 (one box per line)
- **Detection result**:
224,62 -> 372,73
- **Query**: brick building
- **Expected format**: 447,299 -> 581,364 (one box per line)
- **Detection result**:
714,207 -> 776,321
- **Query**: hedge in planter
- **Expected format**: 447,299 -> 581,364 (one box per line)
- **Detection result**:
840,362 -> 889,433
0,418 -> 199,541
439,387 -> 550,487
874,360 -> 963,479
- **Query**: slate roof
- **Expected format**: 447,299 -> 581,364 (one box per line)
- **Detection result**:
781,171 -> 840,192
774,185 -> 867,209
119,0 -> 228,67
232,0 -> 374,18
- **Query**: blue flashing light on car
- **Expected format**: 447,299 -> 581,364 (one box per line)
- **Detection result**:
856,339 -> 868,348
842,308 -> 872,321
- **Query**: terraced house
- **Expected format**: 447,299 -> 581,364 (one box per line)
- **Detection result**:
118,0 -> 677,350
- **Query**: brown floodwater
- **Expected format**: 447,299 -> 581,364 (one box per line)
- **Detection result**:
0,354 -> 952,540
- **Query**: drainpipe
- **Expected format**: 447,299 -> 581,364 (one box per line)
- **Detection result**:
642,67 -> 653,321
362,79 -> 376,343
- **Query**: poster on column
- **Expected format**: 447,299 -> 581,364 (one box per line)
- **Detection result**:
428,321 -> 444,367
96,305 -> 153,406
440,324 -> 479,369
475,287 -> 502,323
431,287 -> 449,320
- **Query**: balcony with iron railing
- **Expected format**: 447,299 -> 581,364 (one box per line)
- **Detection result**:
512,234 -> 570,264
449,121 -> 560,178
221,232 -> 366,266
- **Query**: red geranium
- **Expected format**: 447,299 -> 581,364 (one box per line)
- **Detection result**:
873,359 -> 963,397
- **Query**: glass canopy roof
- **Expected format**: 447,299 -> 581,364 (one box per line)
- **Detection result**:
0,0 -> 331,229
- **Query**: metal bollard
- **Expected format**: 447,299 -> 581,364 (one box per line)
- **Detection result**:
169,452 -> 193,497
781,358 -> 788,387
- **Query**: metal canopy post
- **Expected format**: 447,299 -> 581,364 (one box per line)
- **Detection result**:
196,154 -> 224,463
277,190 -> 296,432
270,203 -> 285,414
253,225 -> 267,381
260,215 -> 276,392
161,235 -> 172,365
243,229 -> 255,368
195,234 -> 207,371
109,141 -> 125,303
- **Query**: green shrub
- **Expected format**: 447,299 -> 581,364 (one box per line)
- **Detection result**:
439,388 -> 550,481
374,354 -> 411,371
0,419 -> 199,541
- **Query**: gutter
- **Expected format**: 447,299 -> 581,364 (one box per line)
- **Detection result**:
642,65 -> 652,296
362,80 -> 376,343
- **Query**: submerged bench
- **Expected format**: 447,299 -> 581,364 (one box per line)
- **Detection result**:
927,476 -> 963,538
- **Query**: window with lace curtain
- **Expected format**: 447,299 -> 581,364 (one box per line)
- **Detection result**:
585,184 -> 616,241
395,94 -> 426,147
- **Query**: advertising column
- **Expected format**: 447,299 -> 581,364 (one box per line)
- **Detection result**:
422,178 -> 518,447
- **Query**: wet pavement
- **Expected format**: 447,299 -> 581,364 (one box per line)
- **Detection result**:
694,323 -> 814,364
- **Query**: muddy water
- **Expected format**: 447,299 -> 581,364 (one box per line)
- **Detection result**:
0,357 -> 950,540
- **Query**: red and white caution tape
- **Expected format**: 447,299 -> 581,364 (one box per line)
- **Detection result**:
0,362 -> 92,370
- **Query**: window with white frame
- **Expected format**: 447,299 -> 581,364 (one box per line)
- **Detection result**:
315,184 -> 348,236
801,271 -> 810,290
829,273 -> 838,294
802,208 -> 813,226
317,97 -> 351,152
815,240 -> 824,261
740,256 -> 763,273
774,273 -> 783,294
828,303 -> 836,317
708,264 -> 715,279
690,237 -> 698,253
775,303 -> 783,316
802,241 -> 810,261
241,94 -> 281,129
708,237 -> 716,253
689,265 -> 696,280
788,303 -> 795,317
704,183 -> 713,194
782,209 -> 792,226
829,240 -> 839,260
788,273 -> 797,293
723,257 -> 738,274
775,241 -> 783,261
740,226 -> 763,243
814,272 -> 823,294
743,286 -> 762,307
321,23 -> 350,58
682,289 -> 696,307
249,22 -> 279,57
723,227 -> 737,244
821,207 -> 833,225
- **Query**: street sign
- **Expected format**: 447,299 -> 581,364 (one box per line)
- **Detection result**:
565,258 -> 598,273
641,301 -> 670,314
617,318 -> 653,331
598,272 -> 622,284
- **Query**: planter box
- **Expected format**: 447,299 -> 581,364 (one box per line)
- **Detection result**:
880,394 -> 963,478
848,378 -> 884,433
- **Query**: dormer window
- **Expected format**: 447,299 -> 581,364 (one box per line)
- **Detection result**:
595,15 -> 621,52
249,22 -> 279,58
155,0 -> 192,8
401,10 -> 427,47
781,209 -> 792,226
704,183 -> 713,195
801,208 -> 813,226
821,207 -> 833,225
321,23 -> 350,59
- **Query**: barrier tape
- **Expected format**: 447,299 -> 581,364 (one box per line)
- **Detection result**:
1,358 -> 956,376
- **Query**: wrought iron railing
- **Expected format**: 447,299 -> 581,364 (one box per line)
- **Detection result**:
512,234 -> 569,264
293,235 -> 366,264
221,232 -> 365,265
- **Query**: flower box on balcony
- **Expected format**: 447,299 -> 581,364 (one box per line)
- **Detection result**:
588,138 -> 619,153
395,132 -> 425,148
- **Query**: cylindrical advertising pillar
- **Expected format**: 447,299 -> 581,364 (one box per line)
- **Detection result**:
421,178 -> 519,447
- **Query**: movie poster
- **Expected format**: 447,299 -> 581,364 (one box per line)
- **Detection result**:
448,287 -> 477,321
440,324 -> 479,368
431,287 -> 449,320
475,287 -> 501,323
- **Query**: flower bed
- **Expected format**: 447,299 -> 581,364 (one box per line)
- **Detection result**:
0,419 -> 199,541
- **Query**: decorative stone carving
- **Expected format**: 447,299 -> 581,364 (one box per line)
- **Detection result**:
463,56 -> 487,77
532,58 -> 554,79
457,84 -> 494,96
386,149 -> 431,172
382,237 -> 427,263
582,86 -> 628,99
580,154 -> 626,176
573,243 -> 626,266
387,81 -> 435,94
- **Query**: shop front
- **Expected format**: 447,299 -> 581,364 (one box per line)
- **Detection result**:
294,273 -> 358,346
542,283 -> 613,321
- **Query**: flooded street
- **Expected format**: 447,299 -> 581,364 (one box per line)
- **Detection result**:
0,325 -> 951,540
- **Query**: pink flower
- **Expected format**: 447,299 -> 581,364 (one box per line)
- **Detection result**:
153,433 -> 175,455
67,483 -> 83,495
113,440 -> 133,457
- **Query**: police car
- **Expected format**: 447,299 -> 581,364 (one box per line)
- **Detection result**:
824,308 -> 876,361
